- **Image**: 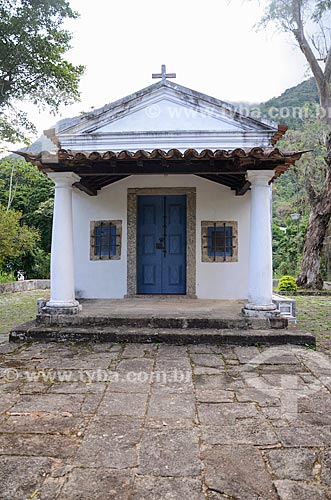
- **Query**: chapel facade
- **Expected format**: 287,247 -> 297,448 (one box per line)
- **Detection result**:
20,68 -> 303,318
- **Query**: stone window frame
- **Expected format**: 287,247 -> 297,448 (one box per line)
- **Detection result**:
127,187 -> 196,297
90,220 -> 122,261
201,220 -> 238,263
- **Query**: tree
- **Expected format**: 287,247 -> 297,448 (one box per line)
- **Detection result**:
271,117 -> 331,279
0,0 -> 84,144
0,157 -> 53,277
252,0 -> 331,288
30,198 -> 54,252
0,203 -> 39,267
0,157 -> 54,251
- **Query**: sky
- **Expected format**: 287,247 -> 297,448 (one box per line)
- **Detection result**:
22,0 -> 309,140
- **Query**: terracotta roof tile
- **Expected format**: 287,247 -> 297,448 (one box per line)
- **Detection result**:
17,147 -> 304,164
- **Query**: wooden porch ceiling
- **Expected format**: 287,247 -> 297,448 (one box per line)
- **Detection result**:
16,147 -> 305,196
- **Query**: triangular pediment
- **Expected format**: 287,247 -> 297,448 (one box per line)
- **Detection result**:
95,97 -> 248,133
57,81 -> 276,136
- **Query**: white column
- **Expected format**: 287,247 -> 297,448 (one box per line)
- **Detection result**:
243,170 -> 278,317
45,172 -> 81,313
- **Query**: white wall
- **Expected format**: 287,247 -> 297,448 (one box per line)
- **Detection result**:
72,175 -> 250,300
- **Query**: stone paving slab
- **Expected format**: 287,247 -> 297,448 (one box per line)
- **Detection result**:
274,479 -> 329,500
0,432 -> 80,458
75,416 -> 143,469
138,428 -> 201,477
0,342 -> 331,499
0,457 -> 54,500
59,468 -> 133,500
202,444 -> 279,499
148,391 -> 196,419
266,448 -> 319,481
132,476 -> 205,500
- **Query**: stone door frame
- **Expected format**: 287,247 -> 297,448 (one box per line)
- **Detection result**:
127,187 -> 196,297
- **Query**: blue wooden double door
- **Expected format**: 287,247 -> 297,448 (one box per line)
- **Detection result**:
137,195 -> 187,294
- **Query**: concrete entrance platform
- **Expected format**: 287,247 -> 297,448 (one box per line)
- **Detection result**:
9,299 -> 316,346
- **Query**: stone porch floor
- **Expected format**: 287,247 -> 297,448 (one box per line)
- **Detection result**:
78,298 -> 246,319
10,297 -> 317,346
0,337 -> 331,499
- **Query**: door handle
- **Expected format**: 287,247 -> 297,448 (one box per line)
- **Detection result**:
156,238 -> 165,250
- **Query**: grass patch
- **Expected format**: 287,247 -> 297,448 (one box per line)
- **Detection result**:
0,290 -> 49,335
292,295 -> 331,346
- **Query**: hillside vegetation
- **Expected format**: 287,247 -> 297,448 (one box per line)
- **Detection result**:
261,79 -> 331,280
260,78 -> 319,130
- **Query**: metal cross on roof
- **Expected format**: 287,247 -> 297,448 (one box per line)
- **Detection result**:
152,64 -> 176,81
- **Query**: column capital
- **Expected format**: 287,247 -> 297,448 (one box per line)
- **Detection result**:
246,170 -> 272,187
47,171 -> 80,188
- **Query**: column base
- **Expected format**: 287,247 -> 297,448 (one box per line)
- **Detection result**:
242,303 -> 280,318
43,299 -> 81,315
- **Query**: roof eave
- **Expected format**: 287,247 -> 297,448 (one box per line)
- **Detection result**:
44,128 -> 61,148
272,124 -> 289,146
15,146 -> 306,195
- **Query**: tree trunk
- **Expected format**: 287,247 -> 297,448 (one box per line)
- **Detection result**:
297,198 -> 331,289
298,124 -> 331,288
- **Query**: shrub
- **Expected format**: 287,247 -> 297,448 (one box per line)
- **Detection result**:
0,270 -> 15,283
278,275 -> 298,292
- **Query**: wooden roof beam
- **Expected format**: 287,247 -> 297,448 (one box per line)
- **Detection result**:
73,180 -> 98,196
235,180 -> 251,196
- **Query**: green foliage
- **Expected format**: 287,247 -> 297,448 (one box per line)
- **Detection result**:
259,78 -> 320,130
0,269 -> 15,283
0,203 -> 40,267
0,108 -> 36,145
271,113 -> 331,279
0,157 -> 54,252
278,275 -> 298,291
273,215 -> 308,277
265,78 -> 319,109
257,0 -> 331,31
8,247 -> 51,279
272,117 -> 328,219
313,1 -> 331,19
31,249 -> 51,279
282,119 -> 328,198
0,157 -> 53,278
30,198 -> 54,252
0,0 -> 84,143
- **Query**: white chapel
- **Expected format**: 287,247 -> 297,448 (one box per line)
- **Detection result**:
20,66 -> 303,318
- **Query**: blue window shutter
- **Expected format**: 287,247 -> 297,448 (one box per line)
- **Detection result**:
207,225 -> 233,258
225,226 -> 233,257
94,224 -> 117,257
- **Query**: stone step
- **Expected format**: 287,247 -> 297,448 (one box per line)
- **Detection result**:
10,322 -> 315,346
36,314 -> 288,330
